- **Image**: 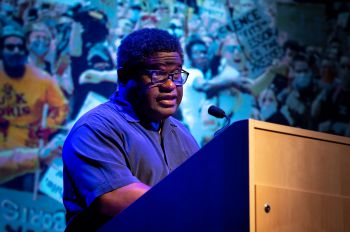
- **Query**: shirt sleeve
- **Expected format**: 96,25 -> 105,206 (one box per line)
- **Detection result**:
44,77 -> 68,130
63,121 -> 140,207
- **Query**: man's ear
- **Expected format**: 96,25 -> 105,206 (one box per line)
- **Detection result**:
117,68 -> 128,84
118,67 -> 141,84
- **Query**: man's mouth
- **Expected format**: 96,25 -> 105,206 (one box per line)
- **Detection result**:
157,95 -> 177,106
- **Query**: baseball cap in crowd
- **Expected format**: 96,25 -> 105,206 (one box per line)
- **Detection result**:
1,25 -> 25,40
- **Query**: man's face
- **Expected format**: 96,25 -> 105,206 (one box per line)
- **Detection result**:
190,43 -> 208,72
2,36 -> 26,67
292,60 -> 312,89
283,48 -> 296,65
258,89 -> 276,108
28,30 -> 50,56
131,52 -> 184,122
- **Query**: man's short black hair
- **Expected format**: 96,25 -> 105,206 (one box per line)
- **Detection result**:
185,39 -> 207,60
117,28 -> 183,83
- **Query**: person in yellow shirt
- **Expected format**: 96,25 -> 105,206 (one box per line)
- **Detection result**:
0,25 -> 68,186
0,25 -> 68,150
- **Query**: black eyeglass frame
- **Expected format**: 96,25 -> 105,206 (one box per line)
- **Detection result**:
144,69 -> 189,86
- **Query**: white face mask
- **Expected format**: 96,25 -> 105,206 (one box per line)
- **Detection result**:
260,102 -> 277,120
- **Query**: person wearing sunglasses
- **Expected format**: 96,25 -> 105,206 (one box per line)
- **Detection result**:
0,25 -> 67,188
0,25 -> 67,149
62,28 -> 199,231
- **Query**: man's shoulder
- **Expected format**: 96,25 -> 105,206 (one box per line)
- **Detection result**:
167,116 -> 200,150
70,101 -> 124,131
24,64 -> 56,85
26,64 -> 50,78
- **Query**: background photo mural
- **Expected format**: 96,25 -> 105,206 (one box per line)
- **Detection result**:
0,0 -> 349,231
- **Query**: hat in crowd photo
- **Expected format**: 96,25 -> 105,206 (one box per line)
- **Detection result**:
1,25 -> 25,40
27,22 -> 52,37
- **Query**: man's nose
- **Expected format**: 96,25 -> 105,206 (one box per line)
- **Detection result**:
13,46 -> 21,53
199,52 -> 207,58
13,45 -> 24,53
160,78 -> 177,90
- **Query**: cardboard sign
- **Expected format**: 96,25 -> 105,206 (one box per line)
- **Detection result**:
0,187 -> 65,232
201,0 -> 226,21
39,158 -> 63,203
230,8 -> 283,70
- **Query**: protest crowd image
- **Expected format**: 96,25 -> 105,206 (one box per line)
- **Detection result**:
0,0 -> 349,231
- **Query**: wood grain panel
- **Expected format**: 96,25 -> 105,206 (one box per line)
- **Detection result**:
255,185 -> 350,232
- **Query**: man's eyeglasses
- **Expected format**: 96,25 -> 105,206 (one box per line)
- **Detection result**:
145,69 -> 189,86
4,44 -> 25,52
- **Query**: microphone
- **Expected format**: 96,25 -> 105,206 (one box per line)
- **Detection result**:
208,105 -> 226,119
208,105 -> 231,136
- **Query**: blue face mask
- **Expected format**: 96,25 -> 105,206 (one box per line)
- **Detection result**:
293,73 -> 312,89
29,40 -> 49,56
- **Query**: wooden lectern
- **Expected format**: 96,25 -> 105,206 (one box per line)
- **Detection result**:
99,119 -> 350,232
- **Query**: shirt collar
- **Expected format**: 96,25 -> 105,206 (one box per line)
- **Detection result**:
112,96 -> 140,123
111,95 -> 178,130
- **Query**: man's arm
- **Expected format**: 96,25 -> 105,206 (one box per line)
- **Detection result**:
79,69 -> 118,84
44,76 -> 69,129
0,148 -> 39,184
249,64 -> 289,96
65,182 -> 151,232
193,70 -> 251,94
94,182 -> 150,216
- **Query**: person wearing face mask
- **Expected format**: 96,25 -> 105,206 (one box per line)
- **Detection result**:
312,55 -> 350,136
282,54 -> 320,130
257,88 -> 289,126
26,22 -> 52,74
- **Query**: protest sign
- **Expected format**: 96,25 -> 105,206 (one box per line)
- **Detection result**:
201,0 -> 226,21
229,7 -> 283,76
0,188 -> 65,232
39,158 -> 63,203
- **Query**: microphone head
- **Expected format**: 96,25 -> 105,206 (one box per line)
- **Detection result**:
208,105 -> 226,119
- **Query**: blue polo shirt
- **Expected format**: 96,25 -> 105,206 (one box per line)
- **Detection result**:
62,97 -> 199,225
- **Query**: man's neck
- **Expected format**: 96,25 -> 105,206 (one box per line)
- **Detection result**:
139,120 -> 163,132
113,90 -> 164,130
